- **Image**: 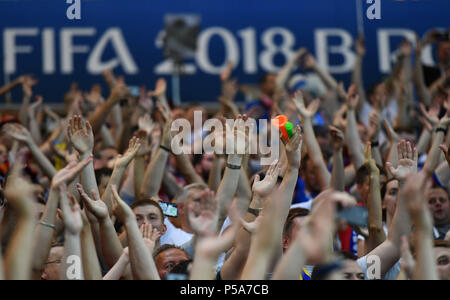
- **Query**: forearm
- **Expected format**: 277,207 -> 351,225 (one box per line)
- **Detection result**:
103,253 -> 129,280
367,175 -> 386,251
423,131 -> 445,175
103,165 -> 128,215
272,240 -> 306,280
100,125 -> 115,148
81,221 -> 102,280
312,64 -> 339,91
62,233 -> 84,280
0,79 -> 20,97
301,117 -> 331,189
416,129 -> 431,156
31,189 -> 59,278
110,104 -> 123,144
208,155 -> 224,192
19,95 -> 31,125
352,54 -> 367,108
88,96 -> 118,136
27,141 -> 57,178
162,171 -> 183,200
99,217 -> 124,268
331,149 -> 345,191
133,157 -> 145,202
217,155 -> 242,228
414,58 -> 431,105
140,149 -> 169,199
4,216 -> 35,280
413,228 -> 438,280
174,154 -> 205,185
345,110 -> 365,169
276,60 -> 296,89
28,115 -> 43,146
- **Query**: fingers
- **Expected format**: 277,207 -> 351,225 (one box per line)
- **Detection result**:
385,162 -> 396,178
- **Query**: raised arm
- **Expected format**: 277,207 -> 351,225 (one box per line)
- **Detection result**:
364,142 -> 386,252
3,155 -> 36,280
291,91 -> 331,189
329,126 -> 345,191
352,34 -> 368,108
80,211 -> 102,280
31,155 -> 92,280
220,160 -> 281,280
404,172 -> 439,280
60,187 -> 84,280
4,123 -> 57,178
344,84 -> 365,170
216,114 -> 250,229
111,185 -> 160,280
78,183 -> 123,270
102,136 -> 141,214
240,126 -> 302,280
140,107 -> 172,199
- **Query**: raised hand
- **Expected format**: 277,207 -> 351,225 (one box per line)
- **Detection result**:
187,189 -> 219,237
329,125 -> 344,151
140,223 -> 161,253
220,61 -> 233,83
110,81 -> 130,102
283,125 -> 303,168
51,155 -> 93,188
148,78 -> 167,98
21,75 -> 37,98
138,114 -> 155,135
386,140 -> 418,182
364,142 -> 379,175
3,123 -> 33,144
4,154 -> 36,216
111,184 -> 135,224
77,183 -> 109,221
346,84 -> 360,110
400,235 -> 415,279
355,34 -> 366,56
291,90 -> 320,120
60,186 -> 83,235
67,115 -> 94,154
27,96 -> 43,118
400,171 -> 432,225
419,103 -> 441,128
252,160 -> 281,198
114,136 -> 141,169
302,53 -> 316,70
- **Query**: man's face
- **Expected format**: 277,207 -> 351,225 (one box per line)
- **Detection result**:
327,260 -> 365,280
95,148 -> 118,170
41,246 -> 64,280
283,216 -> 308,251
155,248 -> 190,279
438,41 -> 450,65
357,177 -> 370,206
434,247 -> 450,280
133,204 -> 166,235
0,144 -> 8,165
195,154 -> 214,180
261,74 -> 277,97
427,188 -> 450,226
383,180 -> 399,219
172,108 -> 186,120
303,159 -> 321,193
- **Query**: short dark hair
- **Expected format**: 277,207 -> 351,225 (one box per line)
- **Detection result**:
154,244 -> 189,260
355,165 -> 370,185
283,207 -> 310,238
337,251 -> 358,261
131,199 -> 165,223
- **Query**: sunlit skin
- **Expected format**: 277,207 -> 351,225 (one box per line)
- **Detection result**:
427,188 -> 449,227
41,246 -> 64,280
154,248 -> 190,279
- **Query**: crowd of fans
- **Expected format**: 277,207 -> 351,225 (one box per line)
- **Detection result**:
0,30 -> 449,280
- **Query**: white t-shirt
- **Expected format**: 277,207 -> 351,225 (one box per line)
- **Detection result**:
160,217 -> 193,247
